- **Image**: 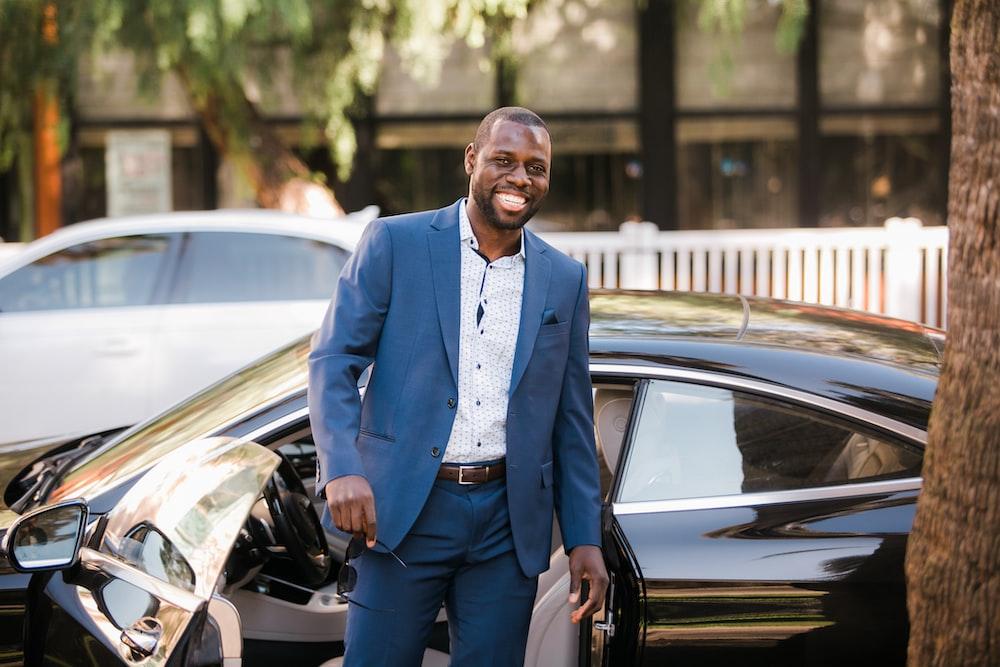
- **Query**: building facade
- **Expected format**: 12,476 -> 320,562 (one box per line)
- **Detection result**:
0,0 -> 949,240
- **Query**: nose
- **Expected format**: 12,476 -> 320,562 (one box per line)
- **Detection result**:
506,162 -> 529,187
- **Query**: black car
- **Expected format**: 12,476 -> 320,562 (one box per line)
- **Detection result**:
0,291 -> 941,666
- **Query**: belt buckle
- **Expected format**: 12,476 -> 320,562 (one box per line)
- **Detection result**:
457,465 -> 478,485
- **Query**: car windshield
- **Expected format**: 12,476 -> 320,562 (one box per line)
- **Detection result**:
46,336 -> 312,506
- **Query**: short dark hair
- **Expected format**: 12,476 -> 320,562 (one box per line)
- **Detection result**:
473,107 -> 548,151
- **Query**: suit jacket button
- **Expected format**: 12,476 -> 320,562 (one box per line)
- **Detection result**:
431,447 -> 441,457
447,398 -> 456,408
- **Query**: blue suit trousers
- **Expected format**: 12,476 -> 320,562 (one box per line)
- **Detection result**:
343,477 -> 539,666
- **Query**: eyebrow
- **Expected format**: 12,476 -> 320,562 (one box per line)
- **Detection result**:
492,149 -> 549,164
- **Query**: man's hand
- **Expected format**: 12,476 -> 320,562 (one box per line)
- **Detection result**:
567,544 -> 609,623
325,475 -> 377,548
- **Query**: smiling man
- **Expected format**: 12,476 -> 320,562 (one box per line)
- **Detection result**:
309,107 -> 608,665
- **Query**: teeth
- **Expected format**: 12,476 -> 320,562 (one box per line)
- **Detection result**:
497,193 -> 526,206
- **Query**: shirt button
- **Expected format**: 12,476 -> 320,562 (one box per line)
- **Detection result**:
477,442 -> 482,448
447,398 -> 456,408
476,400 -> 481,406
476,363 -> 481,369
431,447 -> 441,457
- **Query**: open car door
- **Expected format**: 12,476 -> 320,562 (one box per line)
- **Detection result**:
22,437 -> 279,666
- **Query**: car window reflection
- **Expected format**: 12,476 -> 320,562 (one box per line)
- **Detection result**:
171,232 -> 347,304
0,234 -> 174,312
98,578 -> 158,630
618,379 -> 922,503
48,337 -> 311,506
110,524 -> 195,592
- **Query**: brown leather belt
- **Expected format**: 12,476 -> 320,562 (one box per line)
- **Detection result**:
436,460 -> 506,484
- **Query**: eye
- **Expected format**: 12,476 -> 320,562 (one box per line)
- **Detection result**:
530,165 -> 546,174
496,156 -> 510,165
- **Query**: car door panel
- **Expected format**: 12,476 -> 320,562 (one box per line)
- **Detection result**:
593,376 -> 923,667
38,548 -> 205,666
0,574 -> 32,666
28,437 -> 279,665
612,489 -> 916,666
587,510 -> 643,667
0,307 -> 162,444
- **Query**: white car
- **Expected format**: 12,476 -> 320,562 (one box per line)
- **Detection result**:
0,208 -> 375,445
0,242 -> 24,264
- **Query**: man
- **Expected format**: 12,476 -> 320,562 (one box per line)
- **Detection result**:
308,106 -> 607,666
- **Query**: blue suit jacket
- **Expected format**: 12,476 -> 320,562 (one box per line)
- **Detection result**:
308,200 -> 601,576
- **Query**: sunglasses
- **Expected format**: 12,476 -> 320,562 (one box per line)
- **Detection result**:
336,535 -> 407,602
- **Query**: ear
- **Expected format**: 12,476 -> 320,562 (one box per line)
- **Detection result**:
464,143 -> 476,176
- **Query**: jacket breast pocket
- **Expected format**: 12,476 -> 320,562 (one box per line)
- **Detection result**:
540,460 -> 554,488
538,320 -> 570,337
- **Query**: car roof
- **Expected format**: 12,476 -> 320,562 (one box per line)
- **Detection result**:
0,207 -> 377,272
589,290 -> 939,431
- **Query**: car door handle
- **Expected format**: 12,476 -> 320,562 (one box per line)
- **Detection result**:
95,337 -> 140,356
594,613 -> 616,637
594,574 -> 616,637
121,616 -> 162,659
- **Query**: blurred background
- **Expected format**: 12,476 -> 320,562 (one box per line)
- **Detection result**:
0,0 -> 948,240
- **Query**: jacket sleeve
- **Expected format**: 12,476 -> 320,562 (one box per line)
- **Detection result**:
552,263 -> 603,552
308,218 -> 393,494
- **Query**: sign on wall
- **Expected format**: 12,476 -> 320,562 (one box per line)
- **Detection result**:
106,129 -> 172,217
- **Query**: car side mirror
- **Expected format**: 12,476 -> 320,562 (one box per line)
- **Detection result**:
3,500 -> 89,572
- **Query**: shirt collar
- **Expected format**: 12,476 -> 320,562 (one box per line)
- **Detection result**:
459,198 -> 526,259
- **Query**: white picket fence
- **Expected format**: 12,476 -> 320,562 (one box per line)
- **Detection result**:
540,218 -> 949,329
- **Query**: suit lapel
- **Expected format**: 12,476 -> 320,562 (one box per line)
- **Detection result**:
428,202 -> 462,385
509,230 -> 550,397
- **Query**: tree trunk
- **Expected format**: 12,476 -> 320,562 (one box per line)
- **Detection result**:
176,68 -> 344,217
905,1 -> 1000,665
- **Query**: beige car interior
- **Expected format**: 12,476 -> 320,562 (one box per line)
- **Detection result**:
816,432 -> 915,482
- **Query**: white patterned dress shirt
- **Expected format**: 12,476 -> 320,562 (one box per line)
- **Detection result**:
443,200 -> 525,463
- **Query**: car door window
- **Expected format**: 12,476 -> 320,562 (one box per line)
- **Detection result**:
116,524 -> 196,592
170,231 -> 348,304
97,578 -> 158,630
0,234 -> 173,312
618,379 -> 922,503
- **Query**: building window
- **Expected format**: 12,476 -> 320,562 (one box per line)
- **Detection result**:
676,118 -> 798,229
372,118 -> 642,230
512,0 -> 638,113
672,1 -> 799,230
819,113 -> 943,226
819,0 -> 942,107
675,0 -> 797,111
375,146 -> 469,216
816,0 -> 944,227
372,121 -> 474,215
376,42 -> 495,116
534,119 -> 641,232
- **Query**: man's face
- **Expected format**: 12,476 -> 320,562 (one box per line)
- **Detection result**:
465,120 -> 551,231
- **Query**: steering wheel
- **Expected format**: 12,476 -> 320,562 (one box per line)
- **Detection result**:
262,453 -> 332,587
